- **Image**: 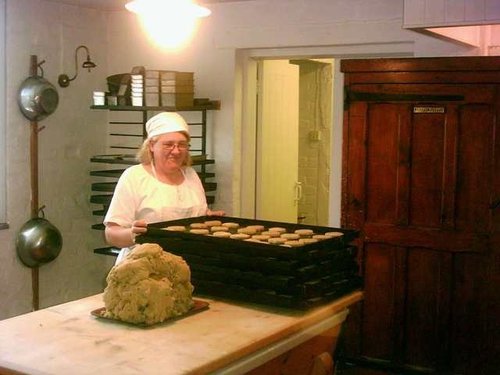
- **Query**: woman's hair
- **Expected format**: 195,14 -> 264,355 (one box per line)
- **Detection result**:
136,132 -> 192,166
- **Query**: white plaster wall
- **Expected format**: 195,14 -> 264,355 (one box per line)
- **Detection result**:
0,0 -> 114,319
0,0 -> 483,319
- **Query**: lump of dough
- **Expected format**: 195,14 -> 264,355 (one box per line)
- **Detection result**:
103,243 -> 194,325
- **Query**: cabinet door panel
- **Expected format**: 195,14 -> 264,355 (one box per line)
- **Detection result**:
342,79 -> 499,373
455,104 -> 495,232
409,112 -> 446,227
346,85 -> 497,247
405,248 -> 452,369
361,243 -> 400,360
365,104 -> 402,224
361,243 -> 408,362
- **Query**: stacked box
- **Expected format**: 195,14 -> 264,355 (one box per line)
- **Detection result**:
136,216 -> 363,310
160,71 -> 194,107
130,74 -> 143,106
129,66 -> 145,106
144,70 -> 160,106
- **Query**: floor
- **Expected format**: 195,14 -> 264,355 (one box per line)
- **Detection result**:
335,361 -> 400,375
340,368 -> 392,375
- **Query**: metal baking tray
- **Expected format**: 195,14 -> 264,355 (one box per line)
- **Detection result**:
190,263 -> 360,298
178,246 -> 358,280
137,216 -> 359,261
193,278 -> 363,310
136,216 -> 361,309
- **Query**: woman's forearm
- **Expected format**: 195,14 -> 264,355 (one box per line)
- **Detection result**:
105,224 -> 135,248
105,220 -> 148,248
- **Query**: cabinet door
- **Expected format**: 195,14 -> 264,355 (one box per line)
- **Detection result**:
342,83 -> 499,372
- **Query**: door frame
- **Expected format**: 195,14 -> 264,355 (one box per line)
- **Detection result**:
235,44 -> 413,225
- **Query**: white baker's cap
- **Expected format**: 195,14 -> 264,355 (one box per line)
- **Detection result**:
145,112 -> 190,139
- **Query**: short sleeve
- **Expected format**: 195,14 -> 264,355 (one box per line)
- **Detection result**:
103,167 -> 137,228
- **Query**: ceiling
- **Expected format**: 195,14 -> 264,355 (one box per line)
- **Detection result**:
49,0 -> 251,11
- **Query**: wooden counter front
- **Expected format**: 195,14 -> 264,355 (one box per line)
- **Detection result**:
0,291 -> 362,375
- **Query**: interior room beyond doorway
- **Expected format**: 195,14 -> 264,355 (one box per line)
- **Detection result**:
255,58 -> 333,226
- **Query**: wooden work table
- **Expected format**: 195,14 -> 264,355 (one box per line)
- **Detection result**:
0,291 -> 363,375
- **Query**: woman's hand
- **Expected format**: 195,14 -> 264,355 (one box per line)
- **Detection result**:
207,208 -> 225,216
131,219 -> 148,240
105,220 -> 148,248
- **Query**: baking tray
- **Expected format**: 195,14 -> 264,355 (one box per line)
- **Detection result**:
137,216 -> 359,261
193,279 -> 363,310
136,216 -> 361,309
191,264 -> 360,298
170,245 -> 358,279
91,299 -> 209,328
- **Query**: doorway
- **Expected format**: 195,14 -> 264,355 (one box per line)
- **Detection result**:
235,44 -> 413,226
255,58 -> 333,225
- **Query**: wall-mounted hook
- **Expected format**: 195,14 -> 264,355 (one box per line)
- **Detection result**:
37,60 -> 46,77
38,205 -> 46,219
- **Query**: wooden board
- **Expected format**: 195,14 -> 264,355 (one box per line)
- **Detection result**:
90,299 -> 209,328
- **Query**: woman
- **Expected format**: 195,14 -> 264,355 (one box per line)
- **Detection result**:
104,111 -> 224,263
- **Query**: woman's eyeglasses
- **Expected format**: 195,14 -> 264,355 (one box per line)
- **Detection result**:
161,142 -> 190,151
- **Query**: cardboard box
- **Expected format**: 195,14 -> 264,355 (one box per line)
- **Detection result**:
161,92 -> 194,107
159,71 -> 194,82
161,85 -> 194,94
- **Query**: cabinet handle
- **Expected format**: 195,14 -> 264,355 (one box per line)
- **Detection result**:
294,182 -> 303,205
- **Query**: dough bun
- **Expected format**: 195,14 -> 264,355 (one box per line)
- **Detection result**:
210,226 -> 229,232
190,228 -> 209,235
212,231 -> 231,238
230,233 -> 251,240
294,228 -> 314,237
268,237 -> 287,245
190,222 -> 208,229
222,222 -> 240,229
325,231 -> 344,238
165,225 -> 186,232
281,233 -> 300,240
238,227 -> 258,235
204,220 -> 222,227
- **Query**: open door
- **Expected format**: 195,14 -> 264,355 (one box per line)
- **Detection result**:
255,60 -> 299,222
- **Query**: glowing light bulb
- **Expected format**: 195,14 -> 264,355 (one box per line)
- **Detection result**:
125,0 -> 211,18
125,0 -> 210,49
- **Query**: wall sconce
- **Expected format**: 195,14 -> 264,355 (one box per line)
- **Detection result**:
58,45 -> 97,88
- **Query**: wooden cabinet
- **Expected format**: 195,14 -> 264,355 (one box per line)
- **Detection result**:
340,57 -> 500,374
403,0 -> 500,28
89,102 -> 220,256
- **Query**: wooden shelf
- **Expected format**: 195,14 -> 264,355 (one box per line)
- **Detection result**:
90,194 -> 113,205
90,169 -> 126,178
91,182 -> 116,192
90,100 -> 220,112
91,181 -> 217,193
94,246 -> 120,256
90,98 -> 220,253
90,154 -> 215,166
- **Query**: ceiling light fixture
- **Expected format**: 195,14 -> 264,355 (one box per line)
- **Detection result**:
125,0 -> 211,18
125,0 -> 211,49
